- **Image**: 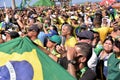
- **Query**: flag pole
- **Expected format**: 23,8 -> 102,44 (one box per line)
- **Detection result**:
11,0 -> 16,10
3,0 -> 6,9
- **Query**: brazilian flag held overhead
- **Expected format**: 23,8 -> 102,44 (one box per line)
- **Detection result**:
0,37 -> 76,80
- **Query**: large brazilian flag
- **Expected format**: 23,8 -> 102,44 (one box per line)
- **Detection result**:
0,37 -> 76,80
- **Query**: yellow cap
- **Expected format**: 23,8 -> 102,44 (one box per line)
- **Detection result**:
86,7 -> 90,10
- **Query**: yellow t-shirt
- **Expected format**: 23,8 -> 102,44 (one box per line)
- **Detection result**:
65,36 -> 77,48
47,48 -> 61,58
51,49 -> 61,58
34,39 -> 43,47
93,26 -> 113,43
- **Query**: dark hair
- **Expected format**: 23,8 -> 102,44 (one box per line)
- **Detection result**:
114,39 -> 120,49
75,42 -> 92,62
113,26 -> 120,32
9,31 -> 20,39
62,14 -> 69,18
103,36 -> 114,45
93,18 -> 102,26
62,24 -> 74,36
103,36 -> 114,53
29,16 -> 36,23
51,25 -> 59,35
71,19 -> 78,24
78,16 -> 84,23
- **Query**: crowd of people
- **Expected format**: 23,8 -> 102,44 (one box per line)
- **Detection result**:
0,1 -> 120,80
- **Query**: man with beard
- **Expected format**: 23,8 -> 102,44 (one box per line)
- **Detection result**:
67,42 -> 96,80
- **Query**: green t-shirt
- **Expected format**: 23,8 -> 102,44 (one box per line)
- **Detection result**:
0,22 -> 2,30
94,43 -> 103,56
76,67 -> 88,79
107,53 -> 120,80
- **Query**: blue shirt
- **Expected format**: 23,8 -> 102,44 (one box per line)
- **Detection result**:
37,31 -> 47,45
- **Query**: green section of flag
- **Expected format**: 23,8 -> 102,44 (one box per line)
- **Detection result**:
0,37 -> 76,80
33,0 -> 54,6
19,0 -> 31,9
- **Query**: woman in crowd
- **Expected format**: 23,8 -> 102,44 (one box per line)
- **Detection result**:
107,38 -> 120,80
96,36 -> 114,80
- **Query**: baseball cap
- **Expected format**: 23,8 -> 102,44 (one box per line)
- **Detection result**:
48,35 -> 61,45
77,30 -> 94,40
28,24 -> 40,33
81,24 -> 87,29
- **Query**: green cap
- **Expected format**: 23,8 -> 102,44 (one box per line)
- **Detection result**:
49,35 -> 61,45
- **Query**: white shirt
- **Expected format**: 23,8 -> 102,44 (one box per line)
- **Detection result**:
88,48 -> 98,72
